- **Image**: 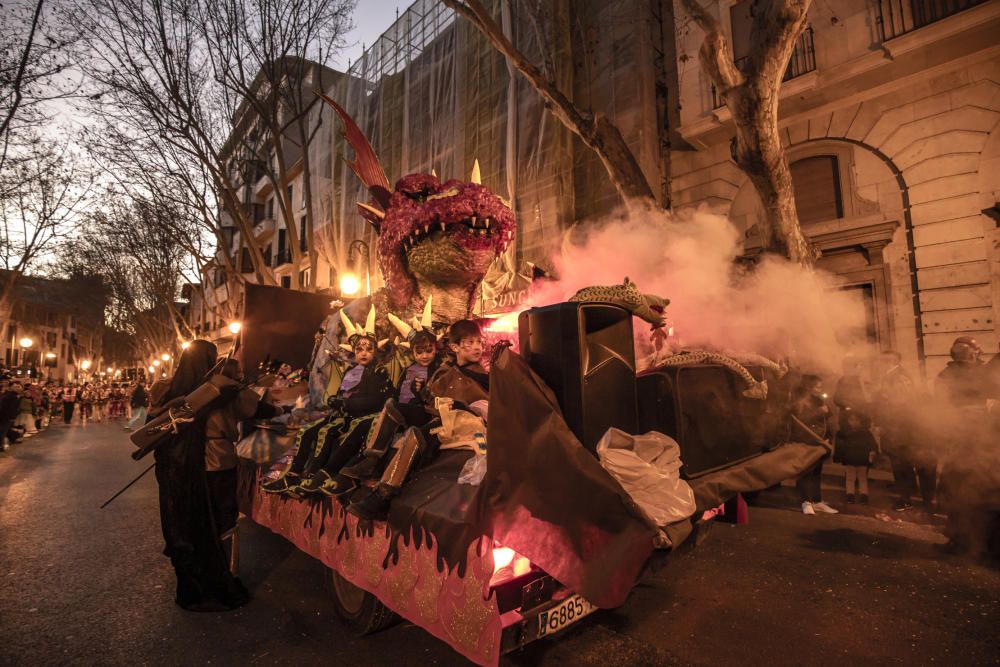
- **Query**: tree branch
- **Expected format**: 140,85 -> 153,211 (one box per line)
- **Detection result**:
442,0 -> 658,211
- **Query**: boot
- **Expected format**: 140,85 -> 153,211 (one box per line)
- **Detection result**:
320,472 -> 359,497
341,399 -> 406,480
296,470 -> 332,495
347,484 -> 394,521
347,427 -> 425,521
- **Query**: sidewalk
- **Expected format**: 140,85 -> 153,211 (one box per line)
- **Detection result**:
752,460 -> 946,528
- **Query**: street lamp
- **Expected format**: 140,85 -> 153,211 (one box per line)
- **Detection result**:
181,341 -> 191,350
346,239 -> 371,296
161,353 -> 170,362
19,337 -> 33,349
152,359 -> 160,367
80,360 -> 92,371
148,365 -> 155,373
45,352 -> 56,359
228,321 -> 242,335
339,272 -> 361,296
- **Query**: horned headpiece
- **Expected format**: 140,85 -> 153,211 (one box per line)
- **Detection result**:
339,305 -> 388,351
386,296 -> 438,348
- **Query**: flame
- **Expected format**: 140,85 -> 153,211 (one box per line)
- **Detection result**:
489,544 -> 532,587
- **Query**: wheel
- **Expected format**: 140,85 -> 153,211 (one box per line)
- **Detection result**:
328,568 -> 398,634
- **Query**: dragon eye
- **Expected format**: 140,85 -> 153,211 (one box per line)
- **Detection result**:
426,187 -> 461,202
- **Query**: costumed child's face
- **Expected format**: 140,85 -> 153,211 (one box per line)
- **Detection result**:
413,341 -> 436,367
450,335 -> 483,366
353,338 -> 375,366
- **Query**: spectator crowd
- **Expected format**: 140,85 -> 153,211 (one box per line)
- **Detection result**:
788,336 -> 1000,561
0,374 -> 151,451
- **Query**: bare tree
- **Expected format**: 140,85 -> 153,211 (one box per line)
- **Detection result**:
73,0 -> 277,285
59,195 -> 194,360
678,0 -> 814,264
74,0 -> 353,293
0,0 -> 79,177
0,139 -> 92,319
441,0 -> 658,214
200,0 -> 353,289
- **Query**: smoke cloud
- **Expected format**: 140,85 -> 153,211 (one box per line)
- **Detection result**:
524,208 -> 868,375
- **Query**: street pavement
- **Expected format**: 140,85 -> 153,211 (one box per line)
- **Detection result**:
1,421 -> 998,666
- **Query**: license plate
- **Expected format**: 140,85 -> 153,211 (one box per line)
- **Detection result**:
537,594 -> 596,637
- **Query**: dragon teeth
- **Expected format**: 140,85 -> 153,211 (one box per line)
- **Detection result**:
470,216 -> 478,227
484,219 -> 491,229
424,224 -> 429,233
440,222 -> 446,232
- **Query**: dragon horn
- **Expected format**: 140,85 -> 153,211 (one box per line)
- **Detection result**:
377,338 -> 389,349
430,168 -> 437,178
387,312 -> 413,339
339,309 -> 358,338
364,304 -> 376,336
470,159 -> 481,185
420,295 -> 433,329
357,202 -> 385,220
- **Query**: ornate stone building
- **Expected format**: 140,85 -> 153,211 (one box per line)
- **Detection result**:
669,0 -> 1000,377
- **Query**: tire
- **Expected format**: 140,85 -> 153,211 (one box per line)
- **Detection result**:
328,568 -> 398,634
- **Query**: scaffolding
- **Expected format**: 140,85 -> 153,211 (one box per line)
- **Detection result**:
314,0 -> 670,308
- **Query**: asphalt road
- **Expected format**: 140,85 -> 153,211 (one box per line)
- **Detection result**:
1,421 -> 998,666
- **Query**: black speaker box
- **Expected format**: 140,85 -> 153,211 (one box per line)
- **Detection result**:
637,365 -> 781,478
518,302 -> 638,453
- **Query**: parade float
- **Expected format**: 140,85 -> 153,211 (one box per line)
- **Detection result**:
229,97 -> 829,666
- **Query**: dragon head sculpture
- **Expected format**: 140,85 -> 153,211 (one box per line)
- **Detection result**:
320,94 -> 515,324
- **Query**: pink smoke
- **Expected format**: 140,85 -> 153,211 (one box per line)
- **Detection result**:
512,208 -> 869,375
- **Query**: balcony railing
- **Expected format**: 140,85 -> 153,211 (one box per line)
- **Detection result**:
711,26 -> 816,109
876,0 -> 987,41
272,248 -> 292,267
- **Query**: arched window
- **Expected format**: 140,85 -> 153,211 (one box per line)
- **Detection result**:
790,155 -> 844,224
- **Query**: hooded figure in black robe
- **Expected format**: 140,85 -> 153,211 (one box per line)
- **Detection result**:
152,340 -> 249,611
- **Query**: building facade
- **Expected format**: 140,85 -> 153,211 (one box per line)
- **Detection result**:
669,0 -> 1000,378
0,272 -> 107,382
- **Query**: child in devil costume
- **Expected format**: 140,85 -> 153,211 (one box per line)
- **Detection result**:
338,318 -> 490,520
261,305 -> 394,496
321,299 -> 442,497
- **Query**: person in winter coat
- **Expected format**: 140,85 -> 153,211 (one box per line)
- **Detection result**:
61,384 -> 78,424
0,380 -> 21,450
790,375 -> 839,516
835,411 -> 878,504
936,336 -> 998,559
127,382 -> 150,430
15,383 -> 37,435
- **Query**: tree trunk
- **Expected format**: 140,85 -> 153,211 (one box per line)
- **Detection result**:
680,0 -> 815,264
727,82 -> 813,263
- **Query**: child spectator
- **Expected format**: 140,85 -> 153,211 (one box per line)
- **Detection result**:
835,411 -> 878,504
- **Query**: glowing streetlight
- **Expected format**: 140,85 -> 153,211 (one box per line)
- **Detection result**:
228,321 -> 242,335
19,337 -> 33,349
152,359 -> 161,367
45,352 -> 56,359
339,272 -> 360,296
181,341 -> 191,350
80,360 -> 92,370
148,365 -> 155,373
106,367 -> 113,373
